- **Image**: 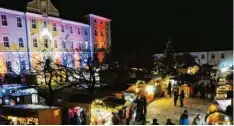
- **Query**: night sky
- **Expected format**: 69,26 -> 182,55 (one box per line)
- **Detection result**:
0,0 -> 233,54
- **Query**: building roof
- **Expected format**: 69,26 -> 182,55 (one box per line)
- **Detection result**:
3,104 -> 59,110
87,14 -> 111,21
27,0 -> 59,17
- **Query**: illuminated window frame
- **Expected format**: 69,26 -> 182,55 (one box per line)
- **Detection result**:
31,19 -> 37,29
16,16 -> 22,28
32,36 -> 38,48
53,23 -> 57,31
44,38 -> 49,48
70,25 -> 73,33
18,36 -> 24,48
1,14 -> 8,26
43,20 -> 47,28
61,24 -> 65,32
3,35 -> 10,47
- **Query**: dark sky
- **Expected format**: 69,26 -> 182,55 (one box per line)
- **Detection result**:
0,0 -> 233,54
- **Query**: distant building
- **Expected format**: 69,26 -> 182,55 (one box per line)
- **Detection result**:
0,0 -> 111,74
154,50 -> 233,69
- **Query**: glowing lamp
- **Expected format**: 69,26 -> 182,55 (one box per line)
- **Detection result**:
135,88 -> 139,93
146,85 -> 154,93
221,67 -> 228,73
40,28 -> 52,40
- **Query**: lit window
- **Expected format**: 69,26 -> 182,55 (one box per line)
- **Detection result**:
211,54 -> 215,59
221,54 -> 225,59
3,36 -> 9,47
70,25 -> 73,33
78,27 -> 80,34
17,17 -> 22,28
53,23 -> 57,31
31,19 -> 37,29
44,39 -> 48,48
61,24 -> 65,32
1,15 -> 8,26
85,28 -> 88,35
32,94 -> 38,103
54,40 -> 58,48
201,54 -> 205,59
18,37 -> 24,47
6,61 -> 11,72
33,37 -> 38,47
43,20 -> 47,28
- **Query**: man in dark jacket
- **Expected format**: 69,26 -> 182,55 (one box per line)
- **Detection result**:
165,119 -> 175,125
174,91 -> 179,106
168,82 -> 172,97
180,90 -> 185,107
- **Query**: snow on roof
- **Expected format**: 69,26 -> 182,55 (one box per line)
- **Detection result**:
3,104 -> 59,110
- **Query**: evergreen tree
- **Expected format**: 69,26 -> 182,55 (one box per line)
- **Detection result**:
161,37 -> 177,75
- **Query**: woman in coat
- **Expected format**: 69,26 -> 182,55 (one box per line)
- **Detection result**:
179,110 -> 189,125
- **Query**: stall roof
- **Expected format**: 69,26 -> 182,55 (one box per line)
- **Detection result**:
3,104 -> 59,110
102,97 -> 126,107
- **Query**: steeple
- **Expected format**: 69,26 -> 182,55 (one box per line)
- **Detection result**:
27,0 -> 59,17
168,37 -> 172,43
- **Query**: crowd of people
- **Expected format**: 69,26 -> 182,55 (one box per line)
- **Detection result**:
151,110 -> 205,125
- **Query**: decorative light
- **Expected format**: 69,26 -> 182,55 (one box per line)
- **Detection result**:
40,28 -> 52,40
221,67 -> 228,73
146,85 -> 154,93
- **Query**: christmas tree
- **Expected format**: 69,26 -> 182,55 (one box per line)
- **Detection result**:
161,37 -> 177,75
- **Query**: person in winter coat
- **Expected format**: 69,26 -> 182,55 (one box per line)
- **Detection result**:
141,95 -> 147,115
134,95 -> 143,119
168,82 -> 172,97
192,114 -> 203,125
174,91 -> 179,106
179,110 -> 189,125
165,119 -> 175,125
180,90 -> 185,107
152,118 -> 159,125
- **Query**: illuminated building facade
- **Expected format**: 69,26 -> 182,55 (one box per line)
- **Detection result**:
0,0 -> 111,74
85,14 -> 112,62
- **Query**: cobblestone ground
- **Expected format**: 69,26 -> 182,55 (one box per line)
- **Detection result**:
146,97 -> 214,125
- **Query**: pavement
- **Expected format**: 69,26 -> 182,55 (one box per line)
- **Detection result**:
146,97 -> 214,125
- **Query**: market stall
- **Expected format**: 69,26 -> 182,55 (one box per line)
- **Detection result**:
0,84 -> 38,105
126,83 -> 155,103
206,103 -> 232,125
215,85 -> 230,100
179,84 -> 190,97
90,97 -> 129,125
2,104 -> 61,125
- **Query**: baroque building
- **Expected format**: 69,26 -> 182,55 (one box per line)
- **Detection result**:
0,0 -> 111,74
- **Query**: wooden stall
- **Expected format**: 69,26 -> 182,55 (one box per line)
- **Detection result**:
2,104 -> 61,125
206,103 -> 232,125
179,84 -> 190,97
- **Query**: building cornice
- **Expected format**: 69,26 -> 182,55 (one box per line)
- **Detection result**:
89,14 -> 111,22
0,8 -> 25,15
62,20 -> 89,27
25,12 -> 62,21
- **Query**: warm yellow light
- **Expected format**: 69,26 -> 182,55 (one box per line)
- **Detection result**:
136,88 -> 139,93
146,85 -> 154,93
